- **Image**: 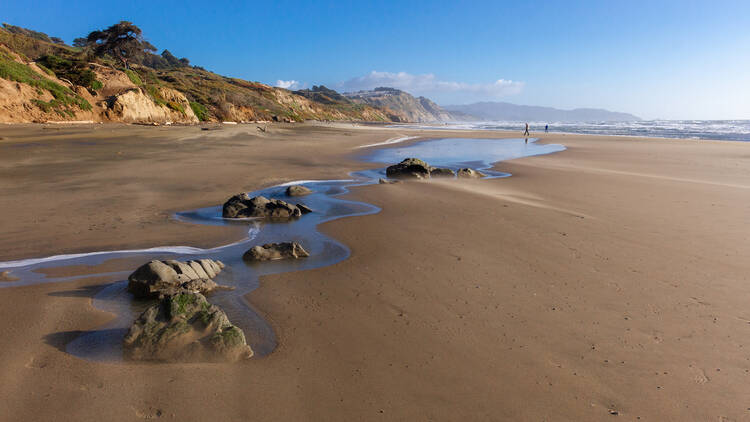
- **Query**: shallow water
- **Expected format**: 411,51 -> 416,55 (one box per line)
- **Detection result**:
0,137 -> 563,362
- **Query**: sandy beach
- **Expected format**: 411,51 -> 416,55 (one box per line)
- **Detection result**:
1,123 -> 749,420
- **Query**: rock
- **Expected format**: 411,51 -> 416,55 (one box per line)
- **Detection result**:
123,292 -> 253,362
188,260 -> 210,279
297,203 -> 313,214
457,168 -> 486,178
198,258 -> 218,278
0,271 -> 19,282
243,242 -> 310,261
378,178 -> 402,184
222,194 -> 302,220
430,167 -> 455,177
165,260 -> 199,279
127,258 -> 230,299
286,185 -> 312,197
386,158 -> 431,179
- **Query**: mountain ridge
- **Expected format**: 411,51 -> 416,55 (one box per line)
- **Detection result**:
443,101 -> 640,122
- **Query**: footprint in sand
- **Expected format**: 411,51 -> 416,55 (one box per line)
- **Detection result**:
24,356 -> 48,369
688,365 -> 710,384
133,407 -> 163,419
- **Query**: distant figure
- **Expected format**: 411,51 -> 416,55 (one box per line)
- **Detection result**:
523,122 -> 530,136
545,124 -> 549,133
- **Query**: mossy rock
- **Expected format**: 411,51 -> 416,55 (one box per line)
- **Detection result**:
123,292 -> 253,362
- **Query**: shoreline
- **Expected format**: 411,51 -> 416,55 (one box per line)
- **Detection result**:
3,119 -> 748,144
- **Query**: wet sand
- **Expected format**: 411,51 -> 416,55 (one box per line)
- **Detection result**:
1,123 -> 749,420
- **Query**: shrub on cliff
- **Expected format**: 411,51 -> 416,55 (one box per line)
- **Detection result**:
0,49 -> 91,115
125,69 -> 142,85
37,54 -> 99,92
190,102 -> 209,121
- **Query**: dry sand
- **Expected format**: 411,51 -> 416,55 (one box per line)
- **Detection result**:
0,123 -> 749,420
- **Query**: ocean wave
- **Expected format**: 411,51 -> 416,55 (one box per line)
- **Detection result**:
389,120 -> 750,142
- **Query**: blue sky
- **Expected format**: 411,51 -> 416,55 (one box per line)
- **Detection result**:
3,0 -> 750,119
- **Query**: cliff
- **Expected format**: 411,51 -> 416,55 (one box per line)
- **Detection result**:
343,87 -> 458,123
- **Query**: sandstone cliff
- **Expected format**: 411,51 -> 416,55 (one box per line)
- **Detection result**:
343,87 -> 459,123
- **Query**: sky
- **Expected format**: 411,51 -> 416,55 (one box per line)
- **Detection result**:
3,0 -> 750,119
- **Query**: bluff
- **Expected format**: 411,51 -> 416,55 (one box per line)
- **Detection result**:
343,87 -> 458,123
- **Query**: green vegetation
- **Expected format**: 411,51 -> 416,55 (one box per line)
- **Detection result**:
144,84 -> 165,106
90,79 -> 103,91
166,101 -> 185,114
170,293 -> 197,316
124,68 -> 142,85
37,54 -> 100,92
36,62 -> 54,76
189,102 -> 209,121
212,325 -> 244,347
77,21 -> 155,69
2,23 -> 65,45
0,49 -> 91,115
0,25 -> 77,59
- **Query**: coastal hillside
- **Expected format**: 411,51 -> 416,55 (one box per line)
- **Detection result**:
444,101 -> 640,122
0,22 -> 391,124
343,87 -> 459,123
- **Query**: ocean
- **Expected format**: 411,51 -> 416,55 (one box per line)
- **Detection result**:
390,120 -> 750,142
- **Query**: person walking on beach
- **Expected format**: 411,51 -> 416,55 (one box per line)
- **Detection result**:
545,124 -> 549,133
523,122 -> 530,136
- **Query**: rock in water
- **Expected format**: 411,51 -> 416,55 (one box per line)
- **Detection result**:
386,158 -> 431,179
430,167 -> 455,177
222,194 -> 302,219
127,259 -> 230,299
286,185 -> 312,197
243,242 -> 310,261
457,168 -> 486,178
123,292 -> 253,362
297,203 -> 313,214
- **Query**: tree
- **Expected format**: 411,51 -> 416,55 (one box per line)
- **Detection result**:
161,50 -> 190,68
161,49 -> 181,67
83,21 -> 155,69
72,37 -> 89,48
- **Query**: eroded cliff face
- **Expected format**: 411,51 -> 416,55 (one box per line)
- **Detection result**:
343,87 -> 457,123
0,50 -> 197,124
101,87 -> 198,124
270,88 -> 390,122
0,49 -> 96,123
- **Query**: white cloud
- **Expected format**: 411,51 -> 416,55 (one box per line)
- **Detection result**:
338,71 -> 524,101
275,80 -> 302,90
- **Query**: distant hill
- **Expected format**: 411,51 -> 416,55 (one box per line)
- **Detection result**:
343,87 -> 459,123
444,102 -> 640,122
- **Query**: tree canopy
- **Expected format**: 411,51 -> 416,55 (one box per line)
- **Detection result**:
82,21 -> 155,69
